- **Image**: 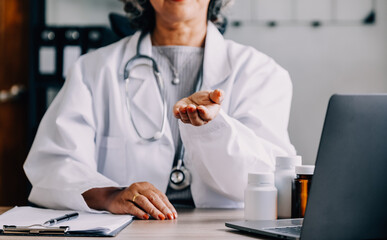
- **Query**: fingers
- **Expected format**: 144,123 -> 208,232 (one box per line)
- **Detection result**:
132,194 -> 167,220
179,106 -> 190,124
173,100 -> 190,123
197,105 -> 218,121
105,192 -> 149,220
177,104 -> 217,126
153,188 -> 178,219
209,89 -> 224,104
187,105 -> 208,126
173,102 -> 183,119
121,201 -> 149,220
144,190 -> 175,220
174,89 -> 224,126
124,182 -> 176,220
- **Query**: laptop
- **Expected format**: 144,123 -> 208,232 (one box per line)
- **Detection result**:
226,94 -> 387,240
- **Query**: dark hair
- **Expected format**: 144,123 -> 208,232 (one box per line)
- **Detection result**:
120,0 -> 231,34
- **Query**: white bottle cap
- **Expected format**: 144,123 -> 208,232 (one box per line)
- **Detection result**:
248,172 -> 274,185
276,155 -> 302,168
295,165 -> 315,175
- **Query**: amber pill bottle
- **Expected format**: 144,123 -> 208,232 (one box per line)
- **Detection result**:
291,165 -> 315,218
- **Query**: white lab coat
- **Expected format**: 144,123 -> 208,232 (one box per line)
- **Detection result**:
24,22 -> 296,211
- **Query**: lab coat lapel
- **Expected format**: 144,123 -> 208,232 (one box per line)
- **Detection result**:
120,31 -> 173,146
201,22 -> 232,90
131,67 -> 163,131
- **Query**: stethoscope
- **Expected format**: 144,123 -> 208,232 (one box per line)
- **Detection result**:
123,31 -> 203,190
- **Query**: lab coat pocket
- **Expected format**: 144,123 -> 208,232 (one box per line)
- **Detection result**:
97,136 -> 127,185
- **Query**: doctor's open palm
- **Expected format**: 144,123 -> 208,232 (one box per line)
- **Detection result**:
174,89 -> 224,126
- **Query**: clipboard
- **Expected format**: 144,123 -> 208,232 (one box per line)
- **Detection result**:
1,222 -> 132,237
0,207 -> 133,237
3,224 -> 69,235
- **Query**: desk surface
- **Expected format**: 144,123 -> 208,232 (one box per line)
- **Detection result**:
0,207 -> 268,239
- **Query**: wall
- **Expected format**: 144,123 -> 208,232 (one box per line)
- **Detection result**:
224,0 -> 387,164
45,0 -> 387,165
46,0 -> 122,26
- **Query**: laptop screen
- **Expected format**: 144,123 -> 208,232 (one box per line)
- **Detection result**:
301,94 -> 387,239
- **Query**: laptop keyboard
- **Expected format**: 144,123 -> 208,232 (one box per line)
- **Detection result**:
265,226 -> 302,235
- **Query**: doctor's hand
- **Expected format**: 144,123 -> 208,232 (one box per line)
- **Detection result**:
174,89 -> 224,126
82,182 -> 177,220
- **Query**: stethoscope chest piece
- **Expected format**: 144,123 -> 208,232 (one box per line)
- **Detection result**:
169,165 -> 191,190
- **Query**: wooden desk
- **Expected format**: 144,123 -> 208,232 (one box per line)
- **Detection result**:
0,207 -> 267,239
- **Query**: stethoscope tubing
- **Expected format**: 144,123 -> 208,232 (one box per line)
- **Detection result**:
123,31 -> 204,189
124,32 -> 167,142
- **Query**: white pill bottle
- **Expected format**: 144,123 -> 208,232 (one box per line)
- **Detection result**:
274,156 -> 302,218
244,172 -> 277,220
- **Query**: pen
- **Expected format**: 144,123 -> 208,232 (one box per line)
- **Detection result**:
43,212 -> 79,226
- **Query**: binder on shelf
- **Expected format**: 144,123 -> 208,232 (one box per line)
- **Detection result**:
33,26 -> 120,111
62,28 -> 82,79
0,206 -> 133,237
37,28 -> 58,76
36,26 -> 118,80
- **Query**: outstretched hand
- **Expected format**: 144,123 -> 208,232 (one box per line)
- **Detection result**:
173,89 -> 224,126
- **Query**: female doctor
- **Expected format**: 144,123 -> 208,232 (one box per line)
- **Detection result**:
24,0 -> 296,220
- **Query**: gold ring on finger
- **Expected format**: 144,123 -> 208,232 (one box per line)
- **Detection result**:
132,194 -> 140,202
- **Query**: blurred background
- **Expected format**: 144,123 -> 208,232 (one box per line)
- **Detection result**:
0,0 -> 386,205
